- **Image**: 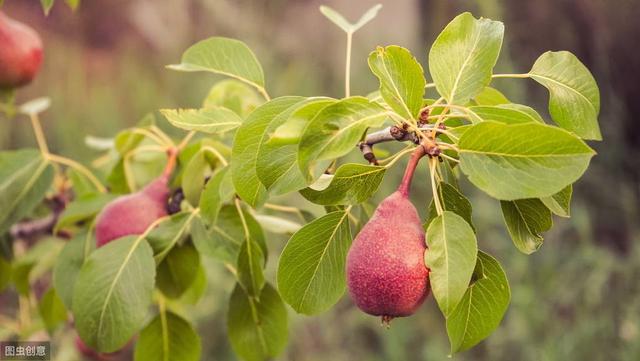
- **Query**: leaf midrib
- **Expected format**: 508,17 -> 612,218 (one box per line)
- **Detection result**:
2,159 -> 48,226
96,236 -> 146,341
528,73 -> 596,112
374,51 -> 414,118
449,22 -> 483,103
460,149 -> 592,158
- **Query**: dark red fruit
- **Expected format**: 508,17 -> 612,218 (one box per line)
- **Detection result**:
95,149 -> 177,247
0,12 -> 43,89
346,145 -> 430,321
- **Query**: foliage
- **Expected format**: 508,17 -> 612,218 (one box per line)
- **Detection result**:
0,4 -> 601,360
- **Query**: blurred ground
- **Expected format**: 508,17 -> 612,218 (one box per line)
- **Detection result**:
1,0 -> 639,360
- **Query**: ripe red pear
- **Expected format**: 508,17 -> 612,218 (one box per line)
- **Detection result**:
346,146 -> 430,321
95,149 -> 177,247
0,12 -> 43,89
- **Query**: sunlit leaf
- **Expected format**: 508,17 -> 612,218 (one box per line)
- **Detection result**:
529,51 -> 601,140
231,97 -> 304,206
168,37 -> 267,97
277,211 -> 351,314
459,122 -> 595,200
429,13 -> 504,104
257,98 -> 334,195
425,212 -> 477,316
368,46 -> 425,119
300,163 -> 386,205
298,97 -> 389,182
160,107 -> 242,134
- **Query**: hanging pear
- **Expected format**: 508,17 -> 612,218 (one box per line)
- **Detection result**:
347,145 -> 431,322
95,149 -> 177,247
0,12 -> 43,89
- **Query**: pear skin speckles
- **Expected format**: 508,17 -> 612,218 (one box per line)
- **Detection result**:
346,191 -> 430,319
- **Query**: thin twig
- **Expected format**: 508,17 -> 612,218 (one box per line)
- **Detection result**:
47,154 -> 106,193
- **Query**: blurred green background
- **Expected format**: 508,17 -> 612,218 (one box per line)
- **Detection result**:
1,0 -> 639,360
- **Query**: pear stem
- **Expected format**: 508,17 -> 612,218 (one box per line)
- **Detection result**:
397,145 -> 427,197
162,147 -> 178,178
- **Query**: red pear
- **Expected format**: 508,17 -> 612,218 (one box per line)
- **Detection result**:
95,150 -> 177,247
0,12 -> 43,89
346,146 -> 430,321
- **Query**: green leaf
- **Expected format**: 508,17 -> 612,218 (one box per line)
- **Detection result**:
168,37 -> 266,96
65,0 -> 80,11
425,212 -> 477,316
472,86 -> 510,105
236,239 -> 265,297
0,149 -> 54,235
227,283 -> 288,361
54,193 -> 116,233
38,288 -> 67,334
298,97 -> 389,182
469,104 -> 543,124
40,0 -> 55,15
277,211 -> 351,314
429,12 -> 504,105
447,251 -> 510,353
180,265 -> 207,305
134,311 -> 201,361
368,46 -> 425,119
67,168 -> 100,197
266,98 -> 336,146
146,212 -> 198,262
257,98 -> 335,195
73,236 -> 156,352
529,51 -> 601,140
203,79 -> 263,118
12,238 -> 63,295
425,182 -> 475,232
160,107 -> 242,134
500,198 -> 552,254
181,149 -> 211,207
540,185 -> 572,217
0,256 -> 11,292
114,131 -> 141,156
231,97 -> 304,206
157,243 -> 201,299
300,163 -> 386,205
199,166 -> 234,226
253,215 -> 302,235
192,205 -> 266,266
459,122 -> 595,200
53,231 -> 95,310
